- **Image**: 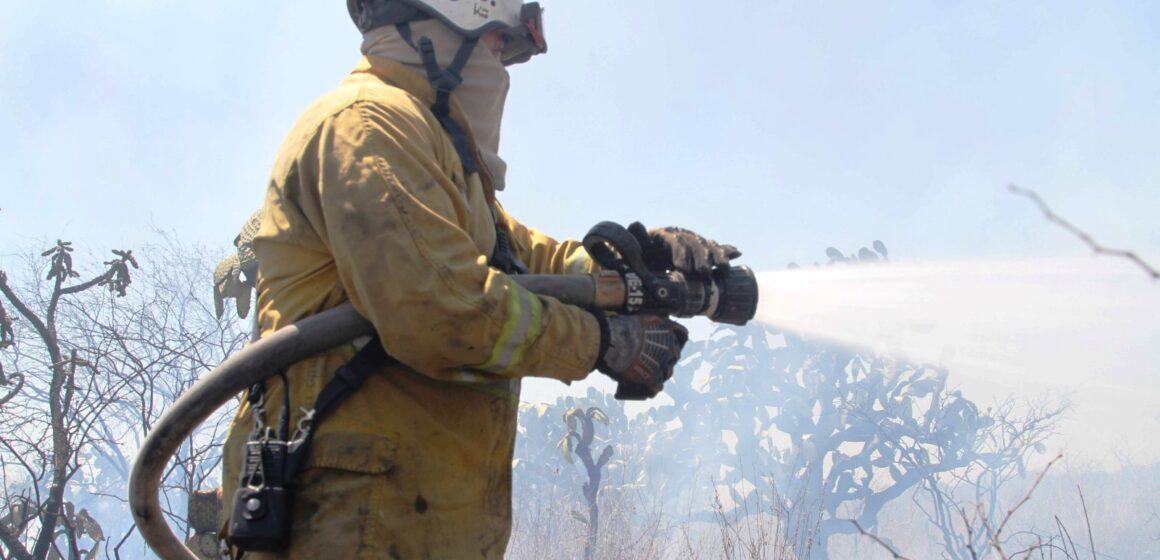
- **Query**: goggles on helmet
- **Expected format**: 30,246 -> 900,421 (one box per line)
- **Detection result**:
499,3 -> 547,65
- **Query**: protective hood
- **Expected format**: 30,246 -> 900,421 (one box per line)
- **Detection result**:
362,20 -> 511,189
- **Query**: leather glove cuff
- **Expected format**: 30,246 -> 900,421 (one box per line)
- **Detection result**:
591,309 -> 612,373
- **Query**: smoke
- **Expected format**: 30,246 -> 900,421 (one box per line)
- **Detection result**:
755,257 -> 1160,467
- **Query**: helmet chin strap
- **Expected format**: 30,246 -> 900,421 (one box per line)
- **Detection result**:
394,21 -> 523,273
395,22 -> 481,176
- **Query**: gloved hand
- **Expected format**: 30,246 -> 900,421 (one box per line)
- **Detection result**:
594,313 -> 689,400
628,222 -> 741,275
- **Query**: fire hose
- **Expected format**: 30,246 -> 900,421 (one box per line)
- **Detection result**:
128,222 -> 757,559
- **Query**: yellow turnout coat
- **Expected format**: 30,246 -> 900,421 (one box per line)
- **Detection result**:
221,55 -> 601,559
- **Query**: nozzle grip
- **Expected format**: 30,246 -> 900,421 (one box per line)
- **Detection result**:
582,221 -> 651,280
613,380 -> 657,401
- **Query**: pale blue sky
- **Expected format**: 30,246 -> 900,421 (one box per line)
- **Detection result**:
1,1 -> 1158,469
2,1 -> 1157,270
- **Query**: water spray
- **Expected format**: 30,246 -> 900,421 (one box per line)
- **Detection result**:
752,255 -> 1160,471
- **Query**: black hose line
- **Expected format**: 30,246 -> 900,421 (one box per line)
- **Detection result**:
128,303 -> 372,560
127,275 -> 597,559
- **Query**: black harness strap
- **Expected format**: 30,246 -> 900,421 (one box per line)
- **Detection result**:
491,216 -> 529,275
283,338 -> 395,477
313,339 -> 393,423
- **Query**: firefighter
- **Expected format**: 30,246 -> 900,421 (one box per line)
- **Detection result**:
221,1 -> 738,557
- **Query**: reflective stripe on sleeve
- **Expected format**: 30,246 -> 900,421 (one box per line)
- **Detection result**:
445,373 -> 521,401
451,371 -> 489,383
480,278 -> 544,373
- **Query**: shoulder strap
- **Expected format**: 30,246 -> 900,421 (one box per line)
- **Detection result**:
284,338 -> 396,476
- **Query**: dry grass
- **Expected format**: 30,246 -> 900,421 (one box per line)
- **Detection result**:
853,453 -> 1112,560
508,469 -> 821,560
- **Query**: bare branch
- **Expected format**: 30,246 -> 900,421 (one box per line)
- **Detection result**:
1078,486 -> 1096,560
956,506 -> 979,560
0,523 -> 32,560
851,520 -> 912,560
112,523 -> 137,560
1,240 -> 243,559
981,452 -> 1063,558
0,372 -> 24,407
0,275 -> 54,360
1054,515 -> 1081,559
1009,184 -> 1159,280
0,298 -> 14,350
55,274 -> 114,298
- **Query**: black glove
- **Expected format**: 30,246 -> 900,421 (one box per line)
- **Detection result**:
593,312 -> 689,400
628,222 -> 741,275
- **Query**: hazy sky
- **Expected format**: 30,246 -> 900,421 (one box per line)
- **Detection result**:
2,3 -> 1157,464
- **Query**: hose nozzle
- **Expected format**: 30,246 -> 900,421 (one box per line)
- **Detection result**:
576,221 -> 758,326
645,265 -> 758,326
709,265 -> 759,325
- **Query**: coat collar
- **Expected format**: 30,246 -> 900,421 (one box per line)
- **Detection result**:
350,56 -> 498,199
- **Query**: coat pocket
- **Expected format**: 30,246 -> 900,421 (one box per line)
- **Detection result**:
301,432 -> 397,474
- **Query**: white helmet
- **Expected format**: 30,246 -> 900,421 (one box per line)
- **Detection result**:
348,0 -> 547,65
